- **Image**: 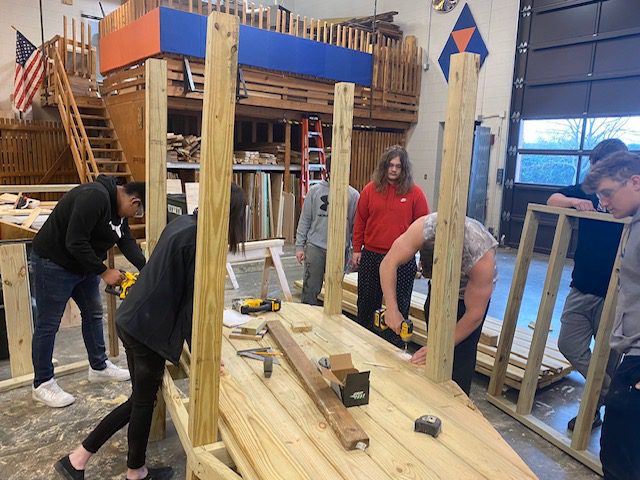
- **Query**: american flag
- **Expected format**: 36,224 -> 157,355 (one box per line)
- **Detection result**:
14,30 -> 45,113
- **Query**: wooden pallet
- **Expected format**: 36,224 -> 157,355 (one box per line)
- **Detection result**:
294,273 -> 573,391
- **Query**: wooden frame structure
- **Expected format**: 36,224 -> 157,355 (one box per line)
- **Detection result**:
487,203 -> 630,474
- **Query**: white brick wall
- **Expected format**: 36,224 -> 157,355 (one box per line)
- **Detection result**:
0,0 -> 120,118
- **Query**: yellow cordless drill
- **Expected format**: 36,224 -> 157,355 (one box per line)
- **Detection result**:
231,297 -> 282,315
374,308 -> 414,351
105,271 -> 139,300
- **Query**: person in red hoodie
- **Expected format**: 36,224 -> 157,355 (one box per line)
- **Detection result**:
350,145 -> 429,347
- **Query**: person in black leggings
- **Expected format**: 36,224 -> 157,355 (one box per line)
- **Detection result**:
54,184 -> 246,480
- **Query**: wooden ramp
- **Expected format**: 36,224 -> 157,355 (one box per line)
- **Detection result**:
294,272 -> 573,391
215,302 -> 536,479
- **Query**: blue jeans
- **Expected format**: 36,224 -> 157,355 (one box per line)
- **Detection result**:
31,252 -> 108,387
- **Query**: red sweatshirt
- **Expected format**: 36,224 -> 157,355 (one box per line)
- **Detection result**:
352,182 -> 430,254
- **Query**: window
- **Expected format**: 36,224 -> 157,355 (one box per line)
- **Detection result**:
515,116 -> 640,186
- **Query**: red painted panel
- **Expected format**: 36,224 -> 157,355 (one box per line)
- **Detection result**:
99,8 -> 161,75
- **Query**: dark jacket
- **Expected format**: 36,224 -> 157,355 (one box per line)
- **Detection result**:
116,214 -> 197,364
32,176 -> 146,274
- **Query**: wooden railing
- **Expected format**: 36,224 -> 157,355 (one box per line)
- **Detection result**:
0,118 -> 78,192
43,16 -> 97,103
51,47 -> 99,183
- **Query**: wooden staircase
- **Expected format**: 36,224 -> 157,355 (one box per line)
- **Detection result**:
44,20 -> 133,184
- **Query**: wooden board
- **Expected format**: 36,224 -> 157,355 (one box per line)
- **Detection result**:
266,320 -> 370,451
215,304 -> 536,479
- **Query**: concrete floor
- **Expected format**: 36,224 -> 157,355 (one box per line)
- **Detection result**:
0,247 -> 602,479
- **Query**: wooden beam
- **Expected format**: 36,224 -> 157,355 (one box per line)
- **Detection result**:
0,360 -> 88,394
488,209 -> 539,396
425,52 -> 480,384
324,82 -> 354,315
145,58 -> 168,254
0,243 -> 34,378
516,213 -> 573,415
0,184 -> 78,194
188,10 -> 239,457
571,226 -> 627,449
284,122 -> 291,192
266,320 -> 369,450
106,249 -> 119,357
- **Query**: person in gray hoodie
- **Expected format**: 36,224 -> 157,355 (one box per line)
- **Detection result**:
583,151 -> 640,480
295,156 -> 360,305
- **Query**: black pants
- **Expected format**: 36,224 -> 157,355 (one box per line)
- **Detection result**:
424,291 -> 487,395
82,327 -> 165,469
357,248 -> 417,348
600,355 -> 640,480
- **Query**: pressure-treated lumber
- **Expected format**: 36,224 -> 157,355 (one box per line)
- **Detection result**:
265,319 -> 370,450
324,82 -> 354,315
517,213 -> 573,415
0,243 -> 33,377
146,57 -> 169,442
0,360 -> 89,394
572,226 -> 627,449
188,13 -> 239,471
425,52 -> 480,384
145,58 -> 168,253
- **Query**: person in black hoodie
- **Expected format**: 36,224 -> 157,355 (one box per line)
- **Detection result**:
54,184 -> 246,480
31,175 -> 147,409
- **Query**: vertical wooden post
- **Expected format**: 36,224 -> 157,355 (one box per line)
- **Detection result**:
187,11 -> 239,478
0,244 -> 33,378
145,58 -> 168,442
516,213 -> 574,414
488,208 -> 539,396
425,53 -> 479,384
106,249 -> 119,357
572,225 -> 628,449
284,122 -> 291,192
324,83 -> 355,316
145,58 -> 168,254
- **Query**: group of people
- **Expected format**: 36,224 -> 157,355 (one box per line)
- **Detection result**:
24,139 -> 638,479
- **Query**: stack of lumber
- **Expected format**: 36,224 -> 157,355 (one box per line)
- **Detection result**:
293,272 -> 573,391
325,11 -> 403,42
238,143 -> 302,164
166,132 -> 201,162
0,193 -> 55,232
233,150 -> 278,165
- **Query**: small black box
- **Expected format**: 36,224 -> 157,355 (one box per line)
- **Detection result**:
320,353 -> 370,407
167,194 -> 187,222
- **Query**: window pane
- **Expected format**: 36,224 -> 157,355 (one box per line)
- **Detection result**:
583,116 -> 640,150
519,119 -> 584,150
578,156 -> 590,183
516,154 -> 579,185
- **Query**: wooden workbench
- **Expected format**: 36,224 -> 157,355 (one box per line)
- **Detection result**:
218,302 -> 536,479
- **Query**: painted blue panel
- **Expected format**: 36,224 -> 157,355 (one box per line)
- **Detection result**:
158,7 -> 372,86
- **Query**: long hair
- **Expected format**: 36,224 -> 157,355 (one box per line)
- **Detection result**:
228,183 -> 246,254
371,145 -> 414,195
193,183 -> 246,254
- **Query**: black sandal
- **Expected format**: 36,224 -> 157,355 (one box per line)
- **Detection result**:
127,466 -> 174,480
54,456 -> 85,480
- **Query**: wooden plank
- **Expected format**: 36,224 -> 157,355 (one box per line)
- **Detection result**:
145,58 -> 168,254
488,209 -> 540,396
324,82 -> 354,315
572,226 -> 628,449
425,53 -> 480,384
106,249 -> 119,357
0,184 -> 77,194
516,213 -> 573,415
188,11 -> 239,455
0,244 -> 33,378
0,360 -> 88,394
265,320 -> 369,450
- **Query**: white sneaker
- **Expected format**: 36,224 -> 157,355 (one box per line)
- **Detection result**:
32,378 -> 75,408
88,359 -> 131,383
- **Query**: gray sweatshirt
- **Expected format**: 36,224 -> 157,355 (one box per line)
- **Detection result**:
295,180 -> 360,252
612,209 -> 640,356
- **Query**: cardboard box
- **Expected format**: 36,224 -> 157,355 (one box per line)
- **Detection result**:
320,353 -> 370,407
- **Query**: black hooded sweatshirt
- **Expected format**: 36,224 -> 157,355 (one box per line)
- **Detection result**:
32,175 -> 146,274
116,214 -> 197,364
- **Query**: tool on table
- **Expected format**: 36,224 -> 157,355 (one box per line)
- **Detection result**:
414,415 -> 442,438
105,271 -> 139,300
264,356 -> 273,378
374,308 -> 414,351
231,297 -> 282,315
237,347 -> 281,364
